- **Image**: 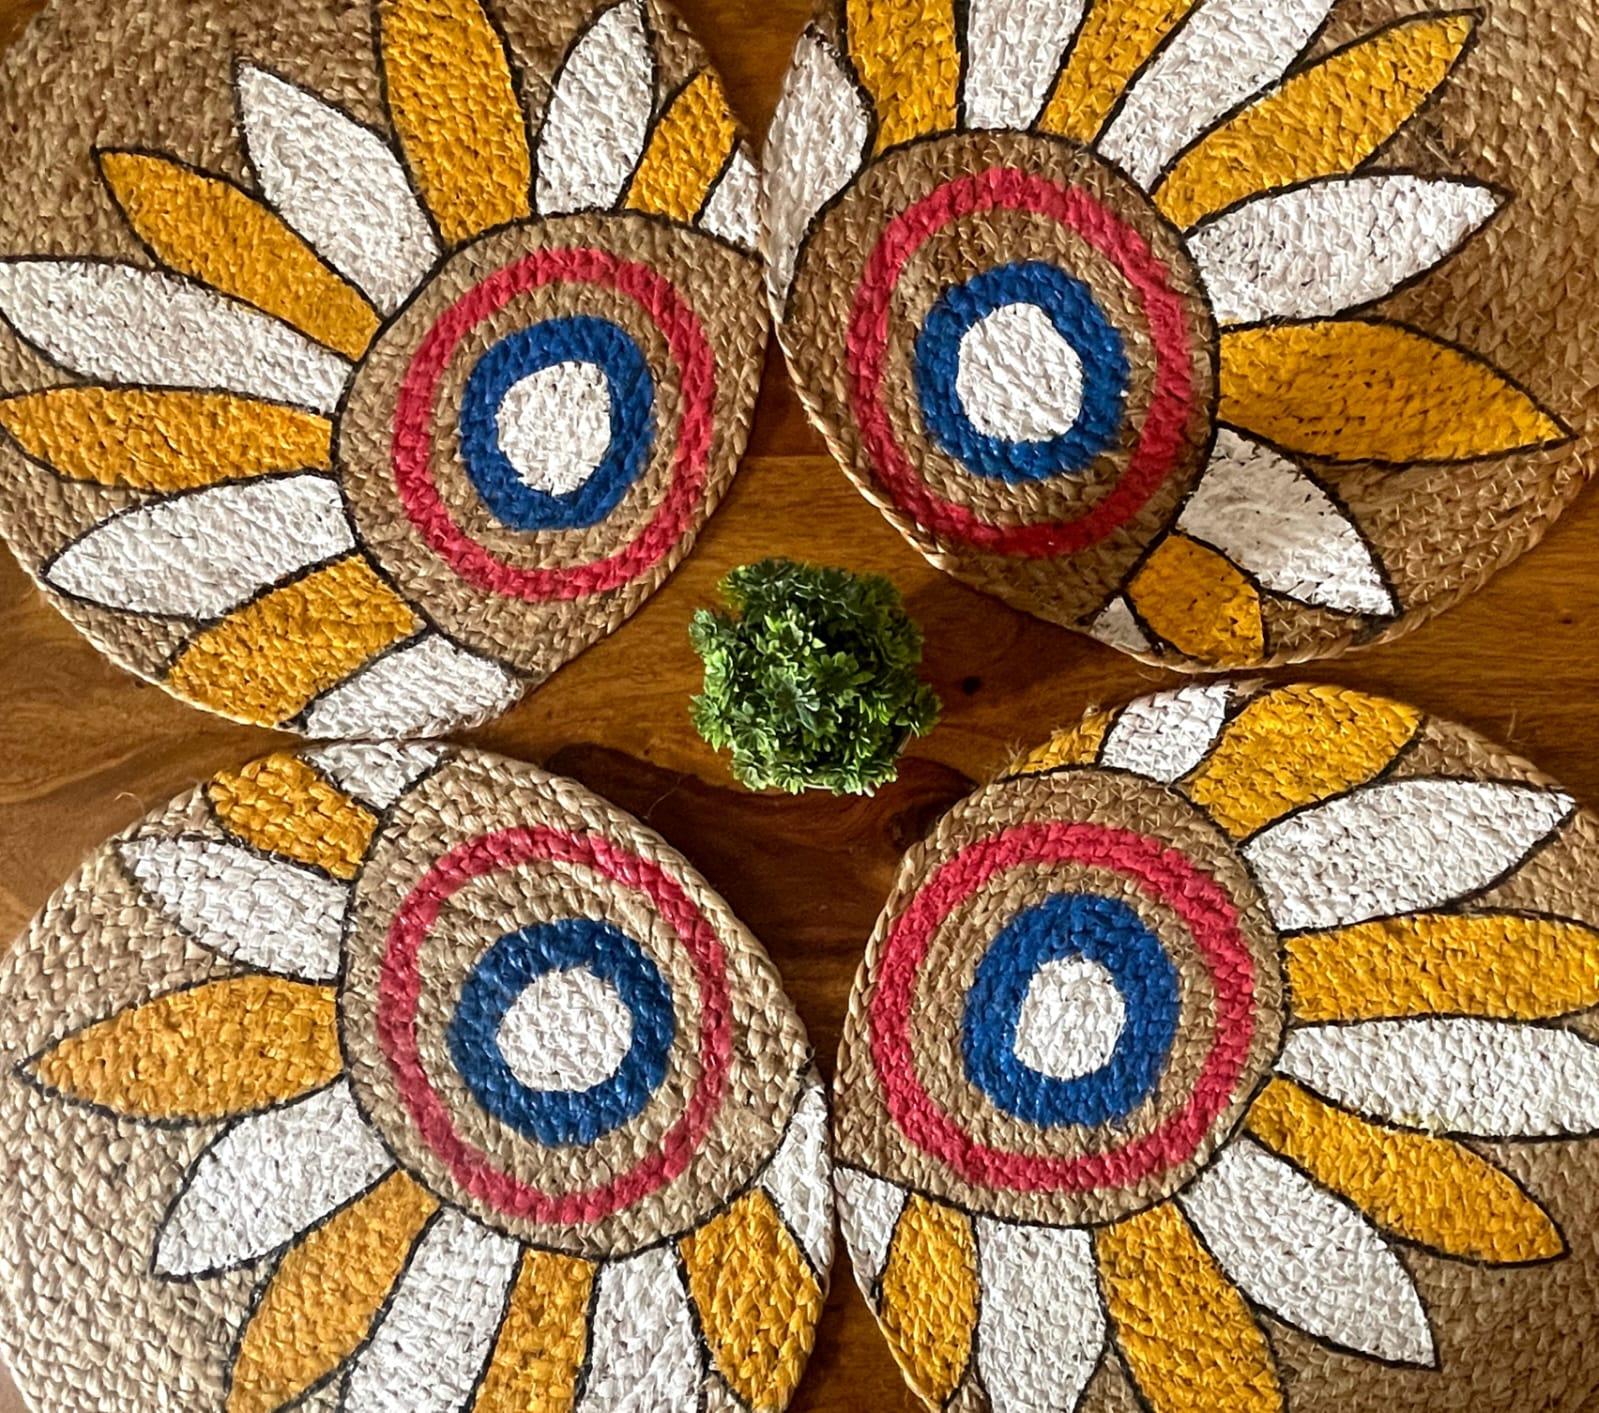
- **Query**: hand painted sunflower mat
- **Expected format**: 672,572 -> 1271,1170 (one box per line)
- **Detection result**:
0,0 -> 765,737
837,683 -> 1599,1411
766,0 -> 1598,671
0,745 -> 832,1412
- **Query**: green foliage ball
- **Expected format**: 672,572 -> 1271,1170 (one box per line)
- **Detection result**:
689,559 -> 942,795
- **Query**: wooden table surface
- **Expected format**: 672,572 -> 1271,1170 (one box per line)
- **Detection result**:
2,0 -> 1599,1408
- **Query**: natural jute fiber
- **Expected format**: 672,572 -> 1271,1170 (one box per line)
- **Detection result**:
765,0 -> 1599,672
0,744 -> 831,1411
0,0 -> 766,736
835,682 -> 1599,1411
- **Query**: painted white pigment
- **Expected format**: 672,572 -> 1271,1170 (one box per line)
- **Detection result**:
497,361 -> 613,496
497,967 -> 633,1092
956,302 -> 1084,441
1014,956 -> 1125,1079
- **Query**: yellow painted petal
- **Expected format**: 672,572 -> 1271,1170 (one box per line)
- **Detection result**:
1127,534 -> 1265,667
99,152 -> 379,360
1096,1202 -> 1283,1413
1183,684 -> 1420,838
0,388 -> 332,491
226,1171 -> 439,1413
848,0 -> 961,152
1219,321 -> 1568,464
878,1194 -> 977,1407
1287,913 -> 1599,1022
472,1248 -> 594,1413
680,1189 -> 825,1411
1246,1078 -> 1563,1263
1038,0 -> 1197,142
207,754 -> 377,880
378,0 -> 532,245
29,975 -> 340,1121
1008,708 -> 1113,776
166,556 -> 421,727
627,72 -> 739,225
1155,14 -> 1476,227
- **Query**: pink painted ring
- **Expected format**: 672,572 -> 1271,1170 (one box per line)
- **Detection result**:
375,825 -> 733,1224
846,167 -> 1202,557
867,819 -> 1258,1194
391,247 -> 717,601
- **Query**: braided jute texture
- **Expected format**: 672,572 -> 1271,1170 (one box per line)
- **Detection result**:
835,681 -> 1599,1412
0,743 -> 832,1411
765,0 -> 1599,674
0,0 -> 767,738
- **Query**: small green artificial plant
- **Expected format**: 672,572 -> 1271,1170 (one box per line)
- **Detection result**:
689,559 -> 941,795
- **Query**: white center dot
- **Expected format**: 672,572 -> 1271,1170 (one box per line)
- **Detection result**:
955,301 -> 1085,443
496,359 -> 612,496
1013,957 -> 1126,1081
496,967 -> 633,1093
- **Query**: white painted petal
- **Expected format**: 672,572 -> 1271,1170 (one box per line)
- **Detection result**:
760,1079 -> 834,1276
1243,779 -> 1573,931
299,632 -> 522,738
577,1244 -> 704,1413
1179,1138 -> 1432,1364
835,1167 -> 906,1298
1280,1019 -> 1599,1138
154,1081 -> 392,1278
535,0 -> 655,216
1099,0 -> 1332,190
44,476 -> 353,619
303,742 -> 446,810
964,0 -> 1087,130
764,26 -> 870,303
1190,177 -> 1503,325
1089,596 -> 1152,654
1100,684 -> 1232,782
237,65 -> 440,313
343,1210 -> 521,1413
118,835 -> 348,981
975,1220 -> 1103,1411
1179,430 -> 1394,616
698,150 -> 762,253
0,261 -> 351,413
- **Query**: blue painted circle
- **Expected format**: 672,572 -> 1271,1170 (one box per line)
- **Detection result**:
447,918 -> 675,1146
913,261 -> 1129,483
962,892 -> 1180,1128
457,315 -> 656,531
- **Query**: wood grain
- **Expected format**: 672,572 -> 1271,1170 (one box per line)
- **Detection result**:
2,0 -> 1599,1409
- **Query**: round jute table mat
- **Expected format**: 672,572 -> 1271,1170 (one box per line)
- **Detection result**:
0,0 -> 767,737
835,682 -> 1599,1411
0,743 -> 831,1412
765,0 -> 1599,673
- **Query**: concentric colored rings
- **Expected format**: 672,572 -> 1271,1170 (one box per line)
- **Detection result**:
447,918 -> 675,1147
374,823 -> 732,1226
847,165 -> 1205,557
457,315 -> 656,531
914,261 -> 1129,483
391,245 -> 715,601
962,892 -> 1180,1129
869,819 -> 1261,1196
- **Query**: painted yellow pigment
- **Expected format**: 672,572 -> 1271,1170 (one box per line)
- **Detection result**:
472,1248 -> 595,1413
627,71 -> 740,224
208,754 -> 377,879
1038,0 -> 1198,142
848,0 -> 960,152
1127,534 -> 1265,667
877,1194 -> 977,1406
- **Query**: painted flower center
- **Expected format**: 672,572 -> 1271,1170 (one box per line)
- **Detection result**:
458,314 -> 655,532
918,261 -> 1128,482
964,893 -> 1180,1128
495,359 -> 614,497
446,918 -> 674,1147
954,298 -> 1087,443
495,965 -> 635,1092
1013,954 -> 1125,1080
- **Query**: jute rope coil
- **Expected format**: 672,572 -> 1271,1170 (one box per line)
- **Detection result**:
0,743 -> 831,1411
835,681 -> 1599,1411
